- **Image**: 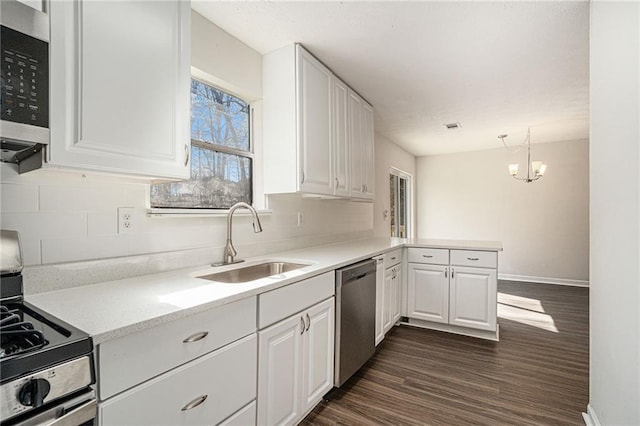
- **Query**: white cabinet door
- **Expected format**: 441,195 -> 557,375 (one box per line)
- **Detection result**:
49,0 -> 190,179
332,78 -> 350,197
297,46 -> 333,195
348,91 -> 364,198
99,334 -> 256,426
391,267 -> 402,324
382,268 -> 393,333
375,257 -> 385,345
257,315 -> 303,426
407,264 -> 449,324
301,298 -> 335,413
449,266 -> 497,331
362,102 -> 375,200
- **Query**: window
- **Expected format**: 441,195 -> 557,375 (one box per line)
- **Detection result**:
151,79 -> 252,209
390,169 -> 411,238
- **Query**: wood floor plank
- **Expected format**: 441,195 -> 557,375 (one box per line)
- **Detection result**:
302,281 -> 589,425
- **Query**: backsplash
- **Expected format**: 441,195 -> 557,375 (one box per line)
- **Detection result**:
0,164 -> 374,293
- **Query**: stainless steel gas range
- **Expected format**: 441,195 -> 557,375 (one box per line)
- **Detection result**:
0,230 -> 96,425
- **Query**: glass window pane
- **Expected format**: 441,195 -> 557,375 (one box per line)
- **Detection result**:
151,149 -> 252,209
390,174 -> 398,237
190,80 -> 249,151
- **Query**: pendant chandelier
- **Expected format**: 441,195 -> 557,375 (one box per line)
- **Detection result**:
498,128 -> 547,183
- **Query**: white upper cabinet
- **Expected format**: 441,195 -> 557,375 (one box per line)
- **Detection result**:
362,102 -> 375,200
297,47 -> 334,194
263,44 -> 374,199
348,90 -> 374,200
48,0 -> 190,179
332,78 -> 350,197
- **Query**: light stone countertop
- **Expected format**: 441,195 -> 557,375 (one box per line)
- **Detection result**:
26,237 -> 502,345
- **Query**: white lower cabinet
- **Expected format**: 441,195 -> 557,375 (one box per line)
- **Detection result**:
374,256 -> 385,346
377,251 -> 403,342
407,264 -> 449,324
382,267 -> 393,334
449,266 -> 497,331
99,334 -> 257,426
391,266 -> 402,325
406,248 -> 499,338
257,297 -> 335,426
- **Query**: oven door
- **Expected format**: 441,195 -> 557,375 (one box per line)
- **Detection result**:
17,390 -> 96,426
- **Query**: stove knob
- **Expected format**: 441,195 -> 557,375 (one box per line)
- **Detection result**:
19,378 -> 51,408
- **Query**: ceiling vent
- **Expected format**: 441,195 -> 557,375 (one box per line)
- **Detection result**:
444,122 -> 461,130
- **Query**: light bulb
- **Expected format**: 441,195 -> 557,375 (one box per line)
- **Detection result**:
532,161 -> 543,174
538,164 -> 547,176
508,164 -> 519,176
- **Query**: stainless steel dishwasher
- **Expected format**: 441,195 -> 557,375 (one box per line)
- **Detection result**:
334,258 -> 377,387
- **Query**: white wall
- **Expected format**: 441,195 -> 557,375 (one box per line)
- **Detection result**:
588,1 -> 640,424
0,11 -> 374,293
416,139 -> 589,285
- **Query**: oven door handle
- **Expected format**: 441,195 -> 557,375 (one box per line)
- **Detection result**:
48,399 -> 96,426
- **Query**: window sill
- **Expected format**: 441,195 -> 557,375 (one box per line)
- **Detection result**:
147,208 -> 272,218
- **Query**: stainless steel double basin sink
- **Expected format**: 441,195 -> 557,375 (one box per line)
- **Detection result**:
197,261 -> 310,284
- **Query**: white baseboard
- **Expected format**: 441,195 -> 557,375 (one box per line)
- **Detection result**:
582,403 -> 601,426
401,319 -> 500,341
498,273 -> 589,287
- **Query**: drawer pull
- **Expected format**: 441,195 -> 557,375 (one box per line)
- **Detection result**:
305,313 -> 311,332
467,257 -> 480,261
182,331 -> 209,343
181,395 -> 208,411
300,316 -> 305,334
423,255 -> 433,258
391,257 -> 397,260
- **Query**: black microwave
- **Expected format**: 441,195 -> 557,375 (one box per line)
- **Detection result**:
0,0 -> 49,172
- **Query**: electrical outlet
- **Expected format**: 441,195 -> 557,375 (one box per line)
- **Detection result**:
118,207 -> 135,234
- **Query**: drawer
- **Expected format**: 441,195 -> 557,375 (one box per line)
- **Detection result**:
384,248 -> 403,269
98,296 -> 257,400
99,334 -> 257,426
407,248 -> 449,265
220,401 -> 256,425
450,250 -> 497,268
259,271 -> 334,329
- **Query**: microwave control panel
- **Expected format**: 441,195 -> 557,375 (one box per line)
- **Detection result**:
1,25 -> 49,128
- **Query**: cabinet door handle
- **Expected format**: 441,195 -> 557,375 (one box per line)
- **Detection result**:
445,269 -> 448,278
300,316 -> 305,334
422,255 -> 433,258
305,313 -> 311,332
451,268 -> 455,278
301,171 -> 305,184
181,395 -> 208,411
184,144 -> 190,166
335,177 -> 339,189
467,257 -> 479,261
182,331 -> 208,343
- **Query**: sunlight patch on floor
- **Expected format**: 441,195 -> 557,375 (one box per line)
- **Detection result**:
497,292 -> 558,333
498,304 -> 558,333
497,292 -> 545,313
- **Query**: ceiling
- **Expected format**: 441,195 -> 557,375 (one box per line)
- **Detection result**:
192,1 -> 589,157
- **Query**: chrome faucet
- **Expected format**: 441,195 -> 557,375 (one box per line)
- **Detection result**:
220,202 -> 263,265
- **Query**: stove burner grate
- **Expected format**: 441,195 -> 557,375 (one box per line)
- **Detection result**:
0,305 -> 48,358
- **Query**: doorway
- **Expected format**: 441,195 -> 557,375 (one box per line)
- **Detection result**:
389,169 -> 411,238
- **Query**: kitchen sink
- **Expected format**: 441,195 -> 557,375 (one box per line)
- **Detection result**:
197,262 -> 310,284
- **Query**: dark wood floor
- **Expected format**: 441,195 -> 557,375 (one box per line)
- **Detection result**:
302,281 -> 589,426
